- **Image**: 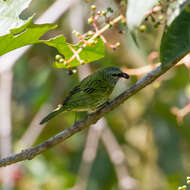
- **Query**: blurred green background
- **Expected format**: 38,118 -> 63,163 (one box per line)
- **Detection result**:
1,0 -> 190,190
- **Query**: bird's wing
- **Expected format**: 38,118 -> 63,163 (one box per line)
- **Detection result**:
62,85 -> 81,105
83,79 -> 108,94
40,79 -> 106,124
62,78 -> 108,107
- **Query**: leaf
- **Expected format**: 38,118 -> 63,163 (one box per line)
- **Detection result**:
43,35 -> 105,69
0,0 -> 32,36
0,18 -> 57,56
126,0 -> 159,29
160,9 -> 190,65
0,0 -> 104,66
167,0 -> 190,25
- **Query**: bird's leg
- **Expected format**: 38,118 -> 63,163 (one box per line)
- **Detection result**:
105,100 -> 110,105
97,100 -> 110,110
74,112 -> 78,124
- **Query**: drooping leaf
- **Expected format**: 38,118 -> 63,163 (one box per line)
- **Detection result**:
0,18 -> 57,56
126,0 -> 159,29
160,9 -> 190,65
0,0 -> 32,36
0,0 -> 104,67
43,35 -> 105,69
167,0 -> 190,25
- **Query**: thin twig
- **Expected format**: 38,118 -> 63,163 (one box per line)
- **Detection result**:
171,103 -> 190,124
101,126 -> 136,190
66,15 -> 123,64
17,104 -> 52,150
71,119 -> 104,190
0,53 -> 186,167
123,53 -> 190,76
123,63 -> 160,76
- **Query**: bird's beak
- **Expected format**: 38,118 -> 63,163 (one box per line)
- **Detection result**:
119,72 -> 130,79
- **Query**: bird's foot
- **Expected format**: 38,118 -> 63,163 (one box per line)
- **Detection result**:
98,101 -> 110,109
74,112 -> 78,124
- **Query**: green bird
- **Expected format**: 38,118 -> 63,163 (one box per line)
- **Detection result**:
40,66 -> 129,125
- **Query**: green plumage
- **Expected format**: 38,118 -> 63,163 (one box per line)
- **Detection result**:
40,66 -> 129,124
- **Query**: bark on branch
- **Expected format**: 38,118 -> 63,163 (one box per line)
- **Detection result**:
0,55 -> 185,167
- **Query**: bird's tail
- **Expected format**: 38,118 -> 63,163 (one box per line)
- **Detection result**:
40,105 -> 66,125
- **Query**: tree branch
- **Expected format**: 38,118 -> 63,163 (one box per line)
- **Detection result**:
0,54 -> 186,167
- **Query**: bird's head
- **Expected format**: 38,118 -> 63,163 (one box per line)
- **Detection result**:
101,66 -> 129,86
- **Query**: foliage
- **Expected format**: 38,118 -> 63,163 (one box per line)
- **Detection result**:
0,0 -> 32,35
0,0 -> 190,190
0,0 -> 104,67
160,8 -> 190,65
43,35 -> 104,69
0,18 -> 56,56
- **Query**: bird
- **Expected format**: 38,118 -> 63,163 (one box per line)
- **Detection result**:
40,66 -> 129,125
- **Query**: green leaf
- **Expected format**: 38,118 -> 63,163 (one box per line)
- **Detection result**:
0,18 -> 57,56
160,9 -> 190,65
126,0 -> 159,29
167,0 -> 190,25
0,0 -> 104,66
0,0 -> 32,36
43,35 -> 105,69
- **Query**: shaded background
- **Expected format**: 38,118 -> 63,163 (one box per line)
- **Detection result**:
0,0 -> 190,190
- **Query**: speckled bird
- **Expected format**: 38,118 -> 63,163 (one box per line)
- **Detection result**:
40,66 -> 129,124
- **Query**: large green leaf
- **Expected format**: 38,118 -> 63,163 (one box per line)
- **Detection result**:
0,18 -> 57,56
160,9 -> 190,65
0,0 -> 104,66
126,0 -> 159,29
43,35 -> 105,68
0,20 -> 104,66
167,0 -> 190,25
0,0 -> 32,36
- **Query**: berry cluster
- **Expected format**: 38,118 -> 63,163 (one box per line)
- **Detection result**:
54,4 -> 125,73
138,0 -> 172,32
178,176 -> 190,190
